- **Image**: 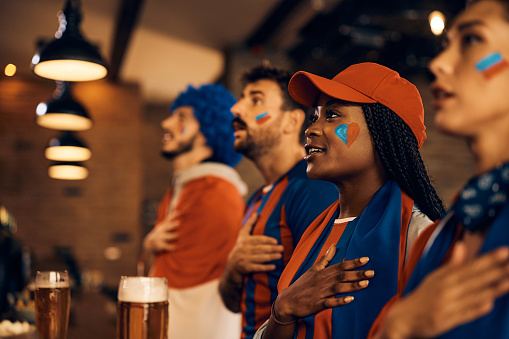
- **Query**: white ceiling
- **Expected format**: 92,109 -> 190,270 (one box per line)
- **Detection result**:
0,0 -> 280,103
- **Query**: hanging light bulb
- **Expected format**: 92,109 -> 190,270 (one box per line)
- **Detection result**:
36,81 -> 92,131
48,161 -> 89,180
0,205 -> 17,233
45,131 -> 92,161
31,0 -> 108,81
428,10 -> 446,36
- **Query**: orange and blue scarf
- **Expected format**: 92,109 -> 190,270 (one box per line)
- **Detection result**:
403,163 -> 509,338
278,180 -> 414,339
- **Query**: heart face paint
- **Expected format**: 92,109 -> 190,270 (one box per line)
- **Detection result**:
255,112 -> 271,125
334,122 -> 359,147
476,52 -> 509,79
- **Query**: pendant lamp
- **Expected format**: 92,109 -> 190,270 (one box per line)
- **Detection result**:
45,131 -> 92,161
31,0 -> 108,81
36,81 -> 92,131
48,161 -> 89,180
0,206 -> 17,233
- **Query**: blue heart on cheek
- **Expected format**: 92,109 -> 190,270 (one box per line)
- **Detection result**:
335,124 -> 348,145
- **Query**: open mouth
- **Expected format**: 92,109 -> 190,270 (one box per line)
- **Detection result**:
431,84 -> 454,101
305,144 -> 325,156
232,117 -> 247,131
431,82 -> 455,110
163,131 -> 173,141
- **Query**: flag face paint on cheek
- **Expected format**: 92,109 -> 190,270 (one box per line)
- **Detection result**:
334,123 -> 360,147
476,52 -> 509,79
255,112 -> 271,125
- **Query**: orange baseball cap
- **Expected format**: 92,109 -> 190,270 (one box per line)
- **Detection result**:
288,62 -> 426,148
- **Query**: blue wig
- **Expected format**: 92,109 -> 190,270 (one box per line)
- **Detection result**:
170,84 -> 242,167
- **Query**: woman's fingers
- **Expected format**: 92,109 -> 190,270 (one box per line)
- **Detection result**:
322,295 -> 356,308
336,256 -> 371,270
313,244 -> 337,270
436,246 -> 509,299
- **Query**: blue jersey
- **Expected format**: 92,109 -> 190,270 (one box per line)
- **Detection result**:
240,160 -> 338,339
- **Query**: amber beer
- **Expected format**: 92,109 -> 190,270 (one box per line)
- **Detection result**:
34,271 -> 70,339
117,276 -> 168,339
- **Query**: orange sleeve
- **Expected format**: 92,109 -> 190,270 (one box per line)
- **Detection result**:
151,176 -> 245,288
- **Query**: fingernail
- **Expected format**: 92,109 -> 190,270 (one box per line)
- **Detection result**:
360,257 -> 369,264
344,296 -> 354,303
326,243 -> 336,255
359,280 -> 369,287
365,270 -> 375,278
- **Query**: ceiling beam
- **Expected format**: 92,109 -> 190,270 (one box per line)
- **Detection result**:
246,0 -> 304,47
108,0 -> 145,82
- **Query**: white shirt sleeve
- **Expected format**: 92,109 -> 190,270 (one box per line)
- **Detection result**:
406,205 -> 434,263
253,319 -> 269,339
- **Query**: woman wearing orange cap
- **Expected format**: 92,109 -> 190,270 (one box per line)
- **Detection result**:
367,1 -> 509,338
255,62 -> 444,339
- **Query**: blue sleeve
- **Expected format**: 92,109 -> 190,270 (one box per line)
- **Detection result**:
284,179 -> 338,245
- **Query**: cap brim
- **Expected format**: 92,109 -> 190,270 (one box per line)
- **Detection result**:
288,71 -> 377,107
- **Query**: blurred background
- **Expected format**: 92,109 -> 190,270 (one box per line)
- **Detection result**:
0,0 -> 472,337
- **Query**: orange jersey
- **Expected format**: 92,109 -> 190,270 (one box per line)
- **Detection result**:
151,163 -> 246,289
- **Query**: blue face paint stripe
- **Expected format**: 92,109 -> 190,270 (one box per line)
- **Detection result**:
476,52 -> 503,71
256,112 -> 269,120
335,124 -> 349,146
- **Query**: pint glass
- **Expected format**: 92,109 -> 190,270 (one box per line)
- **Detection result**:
34,271 -> 71,339
117,276 -> 168,339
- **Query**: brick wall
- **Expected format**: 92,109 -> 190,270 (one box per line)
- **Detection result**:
413,73 -> 474,208
0,76 -> 143,288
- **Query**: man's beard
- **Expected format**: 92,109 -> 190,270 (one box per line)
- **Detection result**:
234,126 -> 281,161
161,134 -> 196,160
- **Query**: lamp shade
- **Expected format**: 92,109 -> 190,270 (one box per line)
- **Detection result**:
45,131 -> 92,161
48,161 -> 89,180
36,81 -> 92,131
31,0 -> 107,81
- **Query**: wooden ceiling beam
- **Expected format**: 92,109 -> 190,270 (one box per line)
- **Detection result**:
246,0 -> 304,47
108,0 -> 145,82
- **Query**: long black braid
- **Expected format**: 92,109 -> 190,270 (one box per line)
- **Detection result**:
362,103 -> 445,221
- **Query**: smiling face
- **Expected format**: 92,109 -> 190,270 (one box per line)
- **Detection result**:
429,0 -> 509,138
305,95 -> 381,185
231,79 -> 285,160
160,105 -> 201,159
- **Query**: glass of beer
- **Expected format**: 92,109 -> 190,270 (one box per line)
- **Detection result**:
117,276 -> 168,339
34,270 -> 71,339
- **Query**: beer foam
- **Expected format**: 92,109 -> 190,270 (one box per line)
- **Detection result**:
117,276 -> 168,303
0,320 -> 33,336
35,271 -> 70,288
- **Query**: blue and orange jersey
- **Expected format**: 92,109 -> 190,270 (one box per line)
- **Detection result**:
278,180 -> 414,339
371,203 -> 509,338
240,160 -> 338,339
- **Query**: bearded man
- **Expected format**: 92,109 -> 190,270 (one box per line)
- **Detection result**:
142,84 -> 246,339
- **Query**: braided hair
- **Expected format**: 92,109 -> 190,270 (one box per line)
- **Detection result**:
362,103 -> 445,221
